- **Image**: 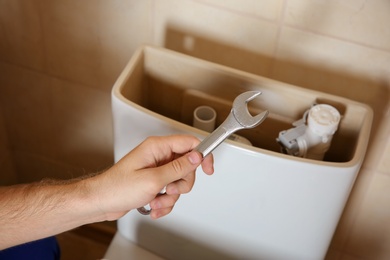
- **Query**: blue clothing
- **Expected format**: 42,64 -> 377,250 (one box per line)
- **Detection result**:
0,237 -> 60,260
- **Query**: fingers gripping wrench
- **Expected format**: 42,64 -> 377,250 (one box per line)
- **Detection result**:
137,91 -> 268,215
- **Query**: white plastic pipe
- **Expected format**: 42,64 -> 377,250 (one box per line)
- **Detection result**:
193,106 -> 217,133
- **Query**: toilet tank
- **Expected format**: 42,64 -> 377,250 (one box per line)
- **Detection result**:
111,46 -> 373,259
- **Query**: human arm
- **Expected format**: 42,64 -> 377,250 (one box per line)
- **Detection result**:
0,135 -> 214,250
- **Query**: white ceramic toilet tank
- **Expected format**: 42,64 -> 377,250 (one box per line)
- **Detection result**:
105,46 -> 373,259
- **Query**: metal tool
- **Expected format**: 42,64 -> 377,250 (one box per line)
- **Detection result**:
194,90 -> 268,157
137,90 -> 268,215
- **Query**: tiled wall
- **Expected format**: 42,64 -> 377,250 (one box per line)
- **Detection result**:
0,0 -> 389,259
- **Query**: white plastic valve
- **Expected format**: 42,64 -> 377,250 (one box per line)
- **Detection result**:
297,104 -> 341,160
308,104 -> 340,142
277,104 -> 341,160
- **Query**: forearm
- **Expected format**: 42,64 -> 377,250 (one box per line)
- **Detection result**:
0,179 -> 104,250
0,135 -> 213,250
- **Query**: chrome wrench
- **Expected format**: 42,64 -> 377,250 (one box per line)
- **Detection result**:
194,90 -> 268,157
137,90 -> 268,215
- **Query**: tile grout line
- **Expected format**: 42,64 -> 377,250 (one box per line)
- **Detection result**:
269,0 -> 288,78
273,0 -> 288,57
285,23 -> 390,54
151,0 -> 156,44
191,0 -> 277,24
0,60 -> 111,96
193,0 -> 390,55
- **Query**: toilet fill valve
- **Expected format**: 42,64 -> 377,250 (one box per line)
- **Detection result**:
277,104 -> 341,160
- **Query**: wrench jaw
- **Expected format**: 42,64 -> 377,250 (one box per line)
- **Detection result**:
232,91 -> 268,128
249,110 -> 269,128
195,90 -> 269,158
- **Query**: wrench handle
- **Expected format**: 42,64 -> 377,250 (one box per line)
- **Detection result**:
194,126 -> 231,157
194,113 -> 244,157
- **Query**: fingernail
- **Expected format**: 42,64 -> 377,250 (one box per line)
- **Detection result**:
151,211 -> 161,219
188,151 -> 201,165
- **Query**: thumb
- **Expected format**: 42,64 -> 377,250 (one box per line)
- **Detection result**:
157,151 -> 202,185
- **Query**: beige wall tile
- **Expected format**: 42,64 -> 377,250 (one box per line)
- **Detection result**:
329,168 -> 375,251
343,173 -> 390,259
57,230 -> 109,260
377,139 -> 390,176
41,0 -> 153,91
0,63 -> 55,157
330,252 -> 361,260
0,0 -> 45,69
155,0 -> 279,76
274,27 -> 390,83
0,64 -> 113,178
324,248 -> 341,260
0,105 -> 16,185
0,17 -> 7,62
12,150 -> 86,183
364,114 -> 390,171
195,0 -> 284,21
50,78 -> 113,172
285,0 -> 390,51
273,27 -> 390,115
